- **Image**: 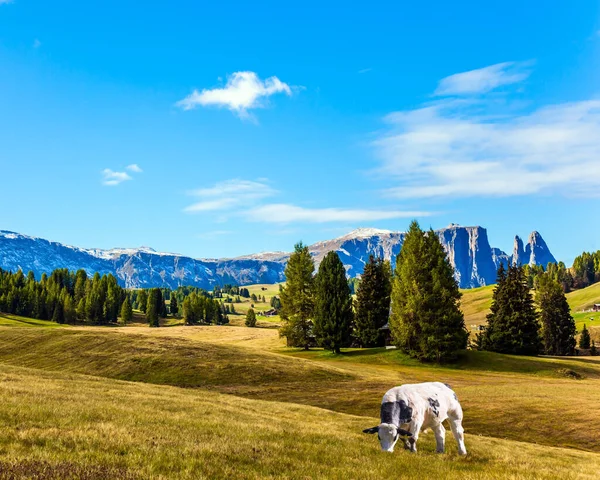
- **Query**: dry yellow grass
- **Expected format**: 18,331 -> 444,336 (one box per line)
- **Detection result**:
1,325 -> 600,454
1,363 -> 599,479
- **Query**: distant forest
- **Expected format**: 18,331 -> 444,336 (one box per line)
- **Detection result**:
0,268 -> 229,326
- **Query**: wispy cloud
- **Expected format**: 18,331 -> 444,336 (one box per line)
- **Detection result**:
184,178 -> 430,223
358,68 -> 372,74
373,63 -> 600,199
0,0 -> 14,5
102,164 -> 142,186
177,71 -> 294,119
126,163 -> 143,173
101,169 -> 132,186
33,39 -> 41,49
434,61 -> 532,96
184,179 -> 277,213
246,204 -> 430,224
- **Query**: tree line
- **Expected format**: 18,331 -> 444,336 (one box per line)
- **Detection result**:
279,221 -> 467,360
0,267 -> 127,325
279,220 -> 584,361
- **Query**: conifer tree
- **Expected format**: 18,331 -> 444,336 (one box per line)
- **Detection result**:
245,308 -> 257,327
146,289 -> 160,327
481,264 -> 541,355
390,221 -> 467,362
535,275 -> 576,355
279,242 -> 315,349
313,251 -> 353,354
120,297 -> 133,324
52,300 -> 64,324
137,290 -> 148,313
170,295 -> 178,316
76,297 -> 86,321
354,256 -> 392,347
579,324 -> 591,349
591,340 -> 597,356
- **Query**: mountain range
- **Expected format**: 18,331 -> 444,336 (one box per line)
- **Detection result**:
0,225 -> 556,290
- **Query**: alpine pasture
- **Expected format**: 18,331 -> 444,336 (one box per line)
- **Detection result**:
1,287 -> 600,479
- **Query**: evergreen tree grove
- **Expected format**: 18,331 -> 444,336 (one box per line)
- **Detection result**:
279,242 -> 315,349
390,221 -> 467,362
354,256 -> 391,347
313,251 -> 353,354
535,274 -> 576,355
481,264 -> 541,355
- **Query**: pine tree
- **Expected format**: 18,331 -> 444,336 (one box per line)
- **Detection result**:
535,275 -> 576,355
313,251 -> 353,354
390,221 -> 467,362
279,242 -> 315,349
52,300 -> 64,324
170,295 -> 178,316
390,221 -> 428,357
481,264 -> 541,355
579,324 -> 591,349
591,340 -> 598,356
354,256 -> 392,347
120,297 -> 133,325
76,297 -> 86,321
245,308 -> 257,327
146,289 -> 160,327
137,290 -> 148,313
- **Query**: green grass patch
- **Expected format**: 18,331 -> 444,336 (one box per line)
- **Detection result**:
0,313 -> 64,328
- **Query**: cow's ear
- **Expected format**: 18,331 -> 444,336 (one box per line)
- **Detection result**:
398,428 -> 413,437
363,426 -> 379,434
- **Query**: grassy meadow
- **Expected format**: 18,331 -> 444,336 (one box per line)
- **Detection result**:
2,280 -> 600,478
461,282 -> 600,341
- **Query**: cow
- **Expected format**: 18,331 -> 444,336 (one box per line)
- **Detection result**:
363,382 -> 467,455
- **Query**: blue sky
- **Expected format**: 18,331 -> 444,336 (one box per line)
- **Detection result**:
0,1 -> 599,264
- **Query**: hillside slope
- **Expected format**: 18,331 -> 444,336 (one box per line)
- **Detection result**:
1,363 -> 597,479
1,325 -> 600,452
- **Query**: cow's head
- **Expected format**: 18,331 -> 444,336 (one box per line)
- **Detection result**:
363,423 -> 412,452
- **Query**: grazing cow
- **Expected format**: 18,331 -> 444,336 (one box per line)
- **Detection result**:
363,382 -> 467,455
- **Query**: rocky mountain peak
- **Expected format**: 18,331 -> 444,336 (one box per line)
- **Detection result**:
0,226 -> 557,290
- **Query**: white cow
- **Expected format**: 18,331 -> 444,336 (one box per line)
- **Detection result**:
363,382 -> 467,455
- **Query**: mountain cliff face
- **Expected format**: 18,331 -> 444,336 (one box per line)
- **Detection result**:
511,231 -> 557,267
0,226 -> 556,290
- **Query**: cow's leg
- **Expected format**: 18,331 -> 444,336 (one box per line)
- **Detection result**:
407,420 -> 423,453
432,423 -> 445,453
448,416 -> 467,455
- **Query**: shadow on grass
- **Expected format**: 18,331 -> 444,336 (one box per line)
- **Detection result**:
283,346 -> 600,378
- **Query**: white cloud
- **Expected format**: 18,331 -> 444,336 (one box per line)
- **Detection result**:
126,163 -> 143,173
101,169 -> 132,186
0,1 -> 14,5
184,179 -> 277,213
434,61 -> 532,96
176,71 -> 293,118
374,84 -> 600,199
184,178 -> 431,223
246,204 -> 430,224
33,39 -> 41,49
358,68 -> 372,74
